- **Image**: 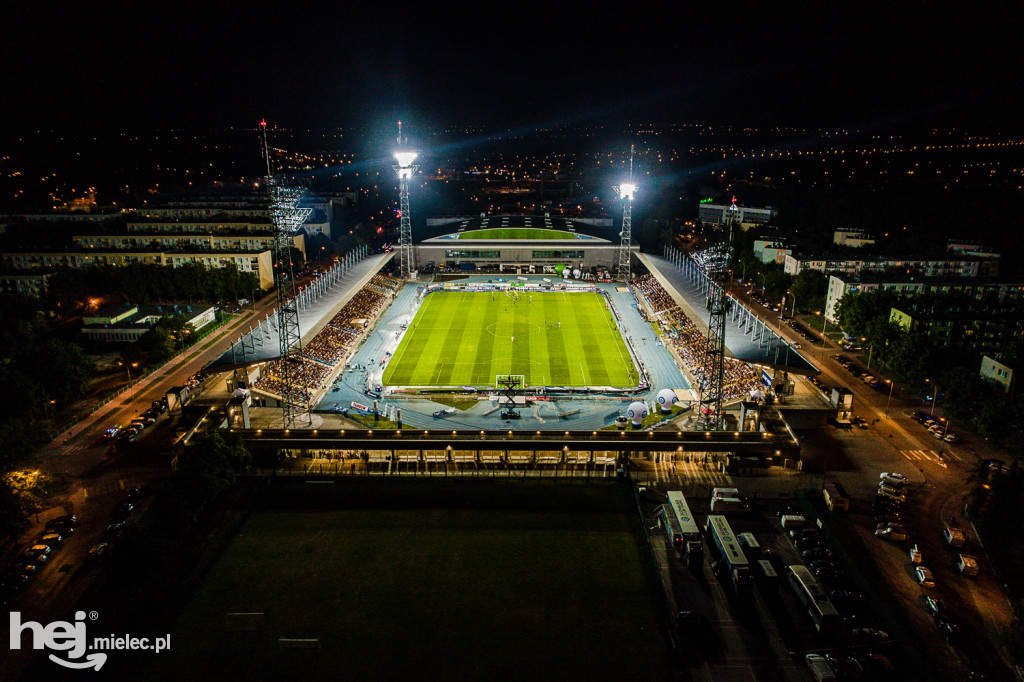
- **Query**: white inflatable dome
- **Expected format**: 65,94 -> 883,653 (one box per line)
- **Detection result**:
626,401 -> 648,425
656,388 -> 677,413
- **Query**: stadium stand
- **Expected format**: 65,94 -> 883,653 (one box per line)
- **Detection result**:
634,273 -> 762,401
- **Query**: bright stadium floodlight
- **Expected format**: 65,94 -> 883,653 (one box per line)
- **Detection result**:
393,121 -> 420,279
619,182 -> 637,201
394,151 -> 417,168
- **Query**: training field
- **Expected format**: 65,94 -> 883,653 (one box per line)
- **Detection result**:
382,290 -> 636,387
150,480 -> 673,682
459,227 -> 576,239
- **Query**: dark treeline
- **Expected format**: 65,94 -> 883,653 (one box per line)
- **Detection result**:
47,262 -> 262,312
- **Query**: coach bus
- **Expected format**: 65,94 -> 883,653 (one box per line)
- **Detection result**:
666,491 -> 701,544
660,504 -> 684,548
705,514 -> 751,589
785,565 -> 841,633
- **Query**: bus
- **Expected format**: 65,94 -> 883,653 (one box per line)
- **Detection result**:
666,492 -> 701,543
786,565 -> 841,633
660,504 -> 685,548
706,514 -> 751,588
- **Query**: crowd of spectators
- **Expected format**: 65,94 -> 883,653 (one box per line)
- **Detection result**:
635,272 -> 762,402
302,325 -> 358,365
252,274 -> 401,402
634,273 -> 676,313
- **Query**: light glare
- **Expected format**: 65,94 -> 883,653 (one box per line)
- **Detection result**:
394,151 -> 417,167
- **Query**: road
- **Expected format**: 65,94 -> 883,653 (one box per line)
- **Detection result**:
731,284 -> 1016,679
0,294 -> 281,680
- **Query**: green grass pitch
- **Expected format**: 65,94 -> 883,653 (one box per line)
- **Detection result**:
382,291 -> 636,387
458,227 -> 577,239
148,481 -> 673,682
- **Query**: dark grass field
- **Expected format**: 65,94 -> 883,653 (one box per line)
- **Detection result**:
148,479 -> 672,682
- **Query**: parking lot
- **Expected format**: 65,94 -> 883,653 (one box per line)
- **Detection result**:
641,486 -> 914,680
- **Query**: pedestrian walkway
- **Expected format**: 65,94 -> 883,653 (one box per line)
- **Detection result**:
900,448 -> 954,468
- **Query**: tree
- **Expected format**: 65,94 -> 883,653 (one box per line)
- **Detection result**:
0,477 -> 31,541
788,269 -> 828,315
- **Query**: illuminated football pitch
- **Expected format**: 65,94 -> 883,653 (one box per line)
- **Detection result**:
382,290 -> 637,387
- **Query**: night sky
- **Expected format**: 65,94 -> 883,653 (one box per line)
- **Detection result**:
3,3 -> 1023,133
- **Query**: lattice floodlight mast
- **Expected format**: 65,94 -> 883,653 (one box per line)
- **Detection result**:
261,120 -> 313,428
616,145 -> 636,281
393,121 -> 418,280
696,196 -> 739,431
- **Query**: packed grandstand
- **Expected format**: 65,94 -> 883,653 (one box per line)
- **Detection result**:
252,273 -> 402,402
251,264 -> 761,409
633,273 -> 762,402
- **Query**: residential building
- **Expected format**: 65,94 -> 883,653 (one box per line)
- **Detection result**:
2,249 -> 277,289
824,272 -> 1024,322
0,272 -> 52,298
753,238 -> 791,265
786,253 -> 994,278
980,355 -> 1016,393
82,303 -> 217,343
698,201 -> 775,229
890,304 -> 1024,355
833,228 -> 875,248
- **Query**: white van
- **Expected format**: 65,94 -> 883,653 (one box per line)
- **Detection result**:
711,487 -> 740,499
805,653 -> 837,681
944,527 -> 967,548
738,532 -> 761,557
823,486 -> 849,512
958,554 -> 979,577
780,515 -> 806,529
710,497 -> 746,513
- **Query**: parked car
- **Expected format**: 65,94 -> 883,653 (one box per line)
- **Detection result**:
37,532 -> 63,548
128,486 -> 152,501
46,514 -> 77,528
48,521 -> 75,537
796,536 -> 822,551
875,528 -> 907,542
936,616 -> 961,643
23,545 -> 52,563
923,596 -> 947,618
802,547 -> 833,561
851,628 -> 890,642
87,543 -> 110,560
915,566 -> 935,587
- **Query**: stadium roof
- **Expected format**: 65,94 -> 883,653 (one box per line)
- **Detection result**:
420,215 -> 612,243
640,253 -> 819,376
207,252 -> 394,370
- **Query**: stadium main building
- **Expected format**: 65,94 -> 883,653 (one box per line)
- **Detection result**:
414,215 -> 628,275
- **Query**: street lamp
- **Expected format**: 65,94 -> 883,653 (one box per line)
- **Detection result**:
816,311 -> 830,357
925,378 -> 939,415
864,339 -> 875,372
884,379 -> 895,417
119,361 -> 139,400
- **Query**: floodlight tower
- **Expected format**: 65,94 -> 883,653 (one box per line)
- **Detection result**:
696,196 -> 739,431
260,119 -> 312,428
393,121 -> 419,279
616,145 -> 636,281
